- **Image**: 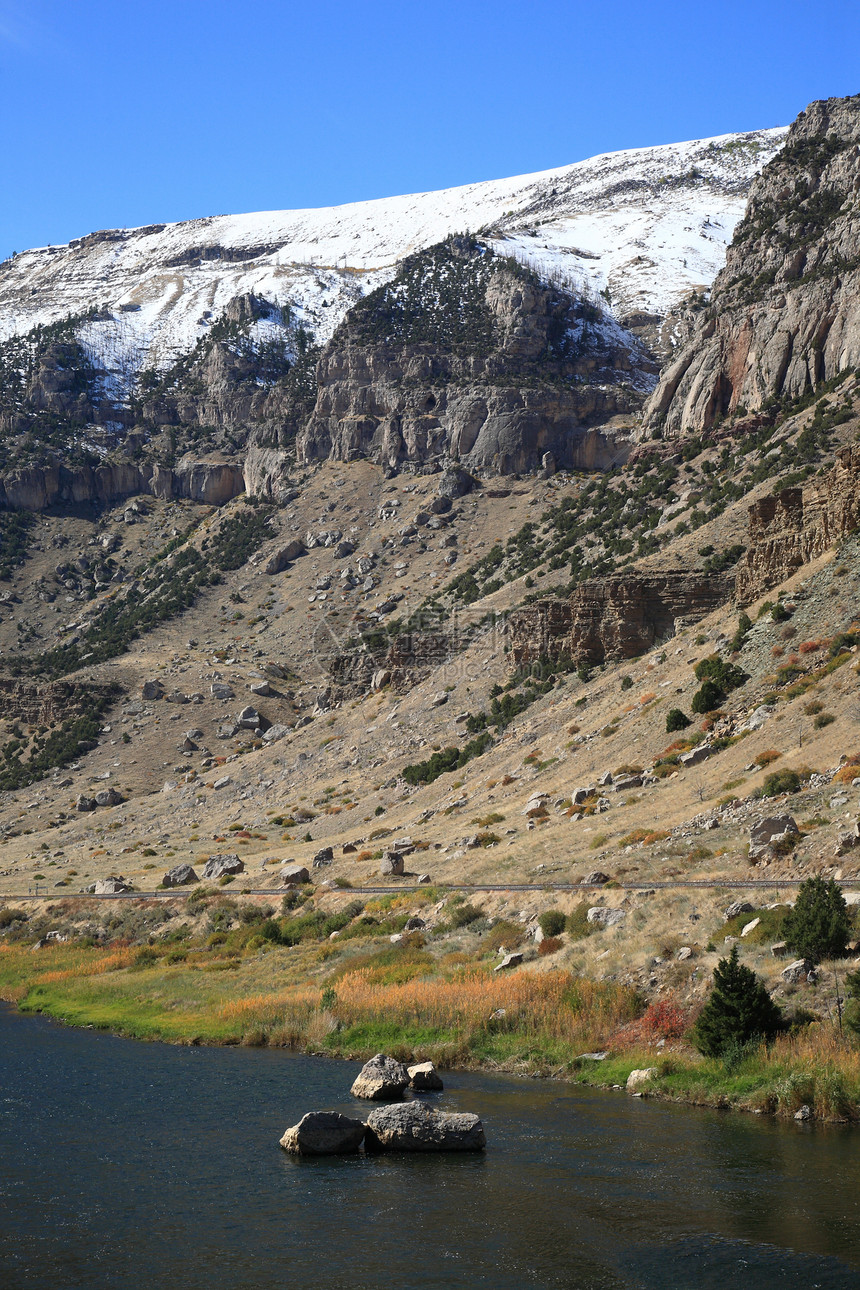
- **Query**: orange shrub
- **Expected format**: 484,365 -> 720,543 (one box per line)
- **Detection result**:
755,750 -> 782,767
799,640 -> 823,654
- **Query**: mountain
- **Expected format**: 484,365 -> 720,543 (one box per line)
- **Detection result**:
0,127 -> 785,506
2,101 -> 860,1110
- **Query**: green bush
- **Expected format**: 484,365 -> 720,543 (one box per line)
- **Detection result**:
782,876 -> 849,964
693,945 -> 783,1058
449,903 -> 481,929
538,909 -> 566,938
691,679 -> 724,714
665,708 -> 691,733
760,768 -> 801,797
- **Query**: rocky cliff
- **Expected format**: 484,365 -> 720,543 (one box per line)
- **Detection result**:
645,95 -> 860,437
736,443 -> 860,603
285,238 -> 651,479
509,571 -> 735,667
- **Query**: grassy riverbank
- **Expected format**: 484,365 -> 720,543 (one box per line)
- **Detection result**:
2,938 -> 859,1123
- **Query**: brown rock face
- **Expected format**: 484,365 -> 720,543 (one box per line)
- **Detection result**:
645,94 -> 860,437
0,679 -> 117,725
736,444 -> 860,603
509,572 -> 734,667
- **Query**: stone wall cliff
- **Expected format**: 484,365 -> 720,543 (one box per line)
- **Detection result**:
509,571 -> 734,668
736,444 -> 860,603
644,94 -> 860,437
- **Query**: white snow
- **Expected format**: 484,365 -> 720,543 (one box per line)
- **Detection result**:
0,127 -> 787,383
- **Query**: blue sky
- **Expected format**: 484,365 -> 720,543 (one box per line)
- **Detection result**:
0,0 -> 858,260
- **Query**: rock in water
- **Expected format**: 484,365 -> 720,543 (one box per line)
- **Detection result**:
408,1061 -> 443,1091
350,1053 -> 410,1100
279,1111 -> 366,1155
364,1101 -> 485,1152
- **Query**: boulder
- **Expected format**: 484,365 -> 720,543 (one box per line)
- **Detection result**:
75,795 -> 96,812
262,723 -> 290,743
350,1053 -> 410,1101
162,863 -> 199,888
626,1067 -> 658,1092
279,1111 -> 366,1155
725,900 -> 754,920
679,746 -> 711,768
364,1101 -> 485,1152
250,680 -> 273,697
581,871 -> 610,886
494,951 -> 523,971
211,682 -> 235,700
380,851 -> 404,876
408,1061 -> 443,1091
371,669 -> 392,691
237,705 -> 261,730
141,680 -> 164,700
748,815 -> 798,859
94,788 -> 123,807
280,863 -> 310,885
93,878 -> 132,895
264,540 -> 305,575
614,774 -> 643,791
741,917 -> 762,937
202,854 -> 244,880
782,959 -> 811,985
312,847 -> 334,868
438,465 -> 476,499
586,907 -> 626,928
573,785 -> 597,805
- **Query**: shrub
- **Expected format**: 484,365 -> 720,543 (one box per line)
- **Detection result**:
813,712 -> 835,729
665,708 -> 691,733
691,679 -> 724,714
782,876 -> 850,964
760,768 -> 801,797
449,903 -> 481,928
754,750 -> 781,767
620,675 -> 633,691
693,946 -> 783,1058
538,909 -> 567,938
537,936 -> 563,956
565,905 -> 595,941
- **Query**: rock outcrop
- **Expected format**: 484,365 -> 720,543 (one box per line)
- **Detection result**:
0,454 -> 244,513
363,1101 -> 486,1152
736,444 -> 860,603
350,1053 -> 411,1100
279,1111 -> 366,1156
287,238 -> 650,479
509,571 -> 734,667
645,94 -> 860,436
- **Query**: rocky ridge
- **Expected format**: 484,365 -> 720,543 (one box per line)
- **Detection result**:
646,95 -> 860,436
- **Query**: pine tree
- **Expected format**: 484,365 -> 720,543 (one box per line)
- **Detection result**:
782,876 -> 850,964
693,945 -> 783,1058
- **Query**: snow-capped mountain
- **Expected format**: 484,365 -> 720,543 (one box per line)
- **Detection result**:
0,127 -> 786,385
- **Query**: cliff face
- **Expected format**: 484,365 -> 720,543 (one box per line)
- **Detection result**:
288,238 -> 652,479
645,95 -> 860,437
0,454 -> 244,512
509,571 -> 734,667
736,444 -> 860,603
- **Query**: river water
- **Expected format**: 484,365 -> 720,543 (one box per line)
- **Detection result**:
1,1003 -> 859,1289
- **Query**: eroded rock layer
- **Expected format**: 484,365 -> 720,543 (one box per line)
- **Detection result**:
736,444 -> 860,603
509,572 -> 734,667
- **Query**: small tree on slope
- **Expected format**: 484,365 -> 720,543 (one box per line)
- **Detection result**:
782,876 -> 850,965
693,945 -> 783,1059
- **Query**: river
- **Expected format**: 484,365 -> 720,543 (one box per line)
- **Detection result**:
1,1004 -> 858,1289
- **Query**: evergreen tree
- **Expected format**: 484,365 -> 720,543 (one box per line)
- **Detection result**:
782,876 -> 850,964
693,945 -> 783,1058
